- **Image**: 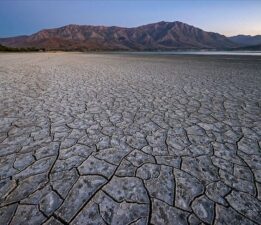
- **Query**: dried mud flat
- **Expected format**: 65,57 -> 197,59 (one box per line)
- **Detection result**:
0,52 -> 260,225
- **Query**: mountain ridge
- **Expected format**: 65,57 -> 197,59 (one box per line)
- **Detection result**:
229,35 -> 261,46
0,21 -> 239,51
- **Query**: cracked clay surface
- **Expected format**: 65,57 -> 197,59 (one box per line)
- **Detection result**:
0,53 -> 260,225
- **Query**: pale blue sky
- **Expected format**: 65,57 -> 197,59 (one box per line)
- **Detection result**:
0,0 -> 261,37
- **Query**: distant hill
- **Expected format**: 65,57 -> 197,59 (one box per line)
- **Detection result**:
229,35 -> 261,46
234,44 -> 261,51
0,21 -> 237,51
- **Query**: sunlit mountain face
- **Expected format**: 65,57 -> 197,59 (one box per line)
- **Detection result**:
0,21 -> 238,51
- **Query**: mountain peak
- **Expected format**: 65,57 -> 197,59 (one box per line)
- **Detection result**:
0,21 -> 237,51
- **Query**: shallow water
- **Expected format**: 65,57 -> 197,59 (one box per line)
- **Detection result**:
124,50 -> 261,56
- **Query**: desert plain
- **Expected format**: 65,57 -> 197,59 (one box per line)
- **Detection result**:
0,52 -> 260,225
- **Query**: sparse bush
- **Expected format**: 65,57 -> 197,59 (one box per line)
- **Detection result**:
0,44 -> 45,52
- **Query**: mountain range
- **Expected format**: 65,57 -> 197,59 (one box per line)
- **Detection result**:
229,35 -> 261,46
0,21 -> 260,51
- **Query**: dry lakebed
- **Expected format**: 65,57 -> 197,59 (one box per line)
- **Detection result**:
0,52 -> 260,225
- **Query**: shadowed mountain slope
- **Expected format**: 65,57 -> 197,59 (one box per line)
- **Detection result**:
0,21 -> 237,51
229,35 -> 261,46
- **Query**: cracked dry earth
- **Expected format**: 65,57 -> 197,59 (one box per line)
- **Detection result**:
0,53 -> 261,225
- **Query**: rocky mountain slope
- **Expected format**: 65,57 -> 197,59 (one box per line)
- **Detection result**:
0,21 -> 238,51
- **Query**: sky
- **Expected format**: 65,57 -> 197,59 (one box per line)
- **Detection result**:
0,0 -> 261,37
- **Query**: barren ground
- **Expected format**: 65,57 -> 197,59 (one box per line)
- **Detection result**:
0,53 -> 261,225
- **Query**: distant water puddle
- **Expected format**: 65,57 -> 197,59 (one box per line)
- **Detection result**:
123,51 -> 261,56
